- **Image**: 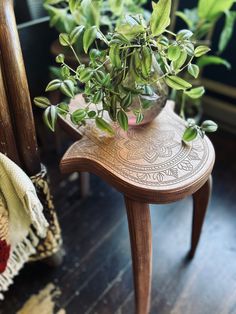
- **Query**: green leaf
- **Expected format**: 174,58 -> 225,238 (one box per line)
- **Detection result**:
218,11 -> 236,53
198,0 -> 234,21
182,127 -> 198,142
69,0 -> 79,13
57,102 -> 69,117
92,90 -> 103,104
173,50 -> 187,70
109,95 -> 118,121
194,45 -> 211,57
94,71 -> 106,84
83,26 -> 97,53
116,24 -> 145,41
95,117 -> 115,135
61,66 -> 70,79
150,0 -> 171,36
110,33 -> 130,45
167,45 -> 181,61
44,0 -> 64,4
176,29 -> 193,41
56,54 -> 65,63
109,0 -> 124,16
188,64 -> 200,78
70,25 -> 85,44
89,49 -> 101,60
165,76 -> 192,90
60,80 -> 75,97
87,110 -> 96,118
117,110 -> 128,131
71,109 -> 87,124
34,97 -> 51,109
79,68 -> 93,83
121,92 -> 132,109
109,45 -> 122,69
45,79 -> 62,92
43,106 -> 57,132
197,56 -> 231,69
141,47 -> 152,77
136,112 -> 144,124
201,120 -> 218,132
59,33 -> 71,46
184,86 -> 205,99
184,42 -> 194,56
158,36 -> 169,47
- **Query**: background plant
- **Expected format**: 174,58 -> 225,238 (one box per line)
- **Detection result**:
173,0 -> 235,121
35,0 -> 218,141
44,0 -> 149,35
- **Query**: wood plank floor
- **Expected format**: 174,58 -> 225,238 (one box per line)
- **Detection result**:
0,130 -> 236,314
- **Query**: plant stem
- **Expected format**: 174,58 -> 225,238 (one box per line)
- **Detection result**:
62,62 -> 77,74
180,92 -> 186,119
69,45 -> 82,65
164,29 -> 176,37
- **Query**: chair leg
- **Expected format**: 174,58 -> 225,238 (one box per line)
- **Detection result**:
79,172 -> 90,198
124,196 -> 152,314
189,175 -> 212,258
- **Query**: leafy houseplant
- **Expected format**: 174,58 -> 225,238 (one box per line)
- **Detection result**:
35,0 -> 218,142
174,0 -> 235,119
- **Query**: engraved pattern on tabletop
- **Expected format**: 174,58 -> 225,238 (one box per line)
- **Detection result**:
69,119 -> 208,187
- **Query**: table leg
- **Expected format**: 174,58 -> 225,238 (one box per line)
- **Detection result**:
124,196 -> 152,314
190,175 -> 212,258
79,172 -> 90,198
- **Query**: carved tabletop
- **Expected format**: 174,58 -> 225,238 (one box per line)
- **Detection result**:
60,94 -> 215,204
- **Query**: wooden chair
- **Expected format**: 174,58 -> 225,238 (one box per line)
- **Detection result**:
0,0 -> 63,266
60,95 -> 215,314
0,0 -> 40,176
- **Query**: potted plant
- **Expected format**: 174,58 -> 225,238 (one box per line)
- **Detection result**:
174,0 -> 235,119
35,0 -> 218,142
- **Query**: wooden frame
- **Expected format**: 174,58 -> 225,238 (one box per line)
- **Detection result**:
0,0 -> 40,175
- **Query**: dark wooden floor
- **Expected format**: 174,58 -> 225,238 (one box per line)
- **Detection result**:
0,130 -> 236,314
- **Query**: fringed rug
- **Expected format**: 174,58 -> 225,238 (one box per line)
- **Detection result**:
0,154 -> 62,300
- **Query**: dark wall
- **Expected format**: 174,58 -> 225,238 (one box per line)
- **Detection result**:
14,0 -> 57,97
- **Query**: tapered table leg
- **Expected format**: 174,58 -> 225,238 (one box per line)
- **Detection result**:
79,172 -> 90,198
190,175 -> 212,258
124,196 -> 152,314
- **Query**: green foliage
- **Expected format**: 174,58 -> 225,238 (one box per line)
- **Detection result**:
95,117 -> 115,135
194,46 -> 211,57
44,0 -> 148,35
183,118 -> 218,142
34,97 -> 51,109
83,26 -> 98,53
198,0 -> 235,21
43,106 -> 57,132
36,0 -> 218,141
165,76 -> 192,91
218,11 -> 236,53
117,110 -> 128,131
150,0 -> 171,36
176,0 -> 236,55
184,87 -> 205,99
197,56 -> 231,69
187,64 -> 199,78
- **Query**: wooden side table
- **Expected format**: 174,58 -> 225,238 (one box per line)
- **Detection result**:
60,96 -> 215,314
